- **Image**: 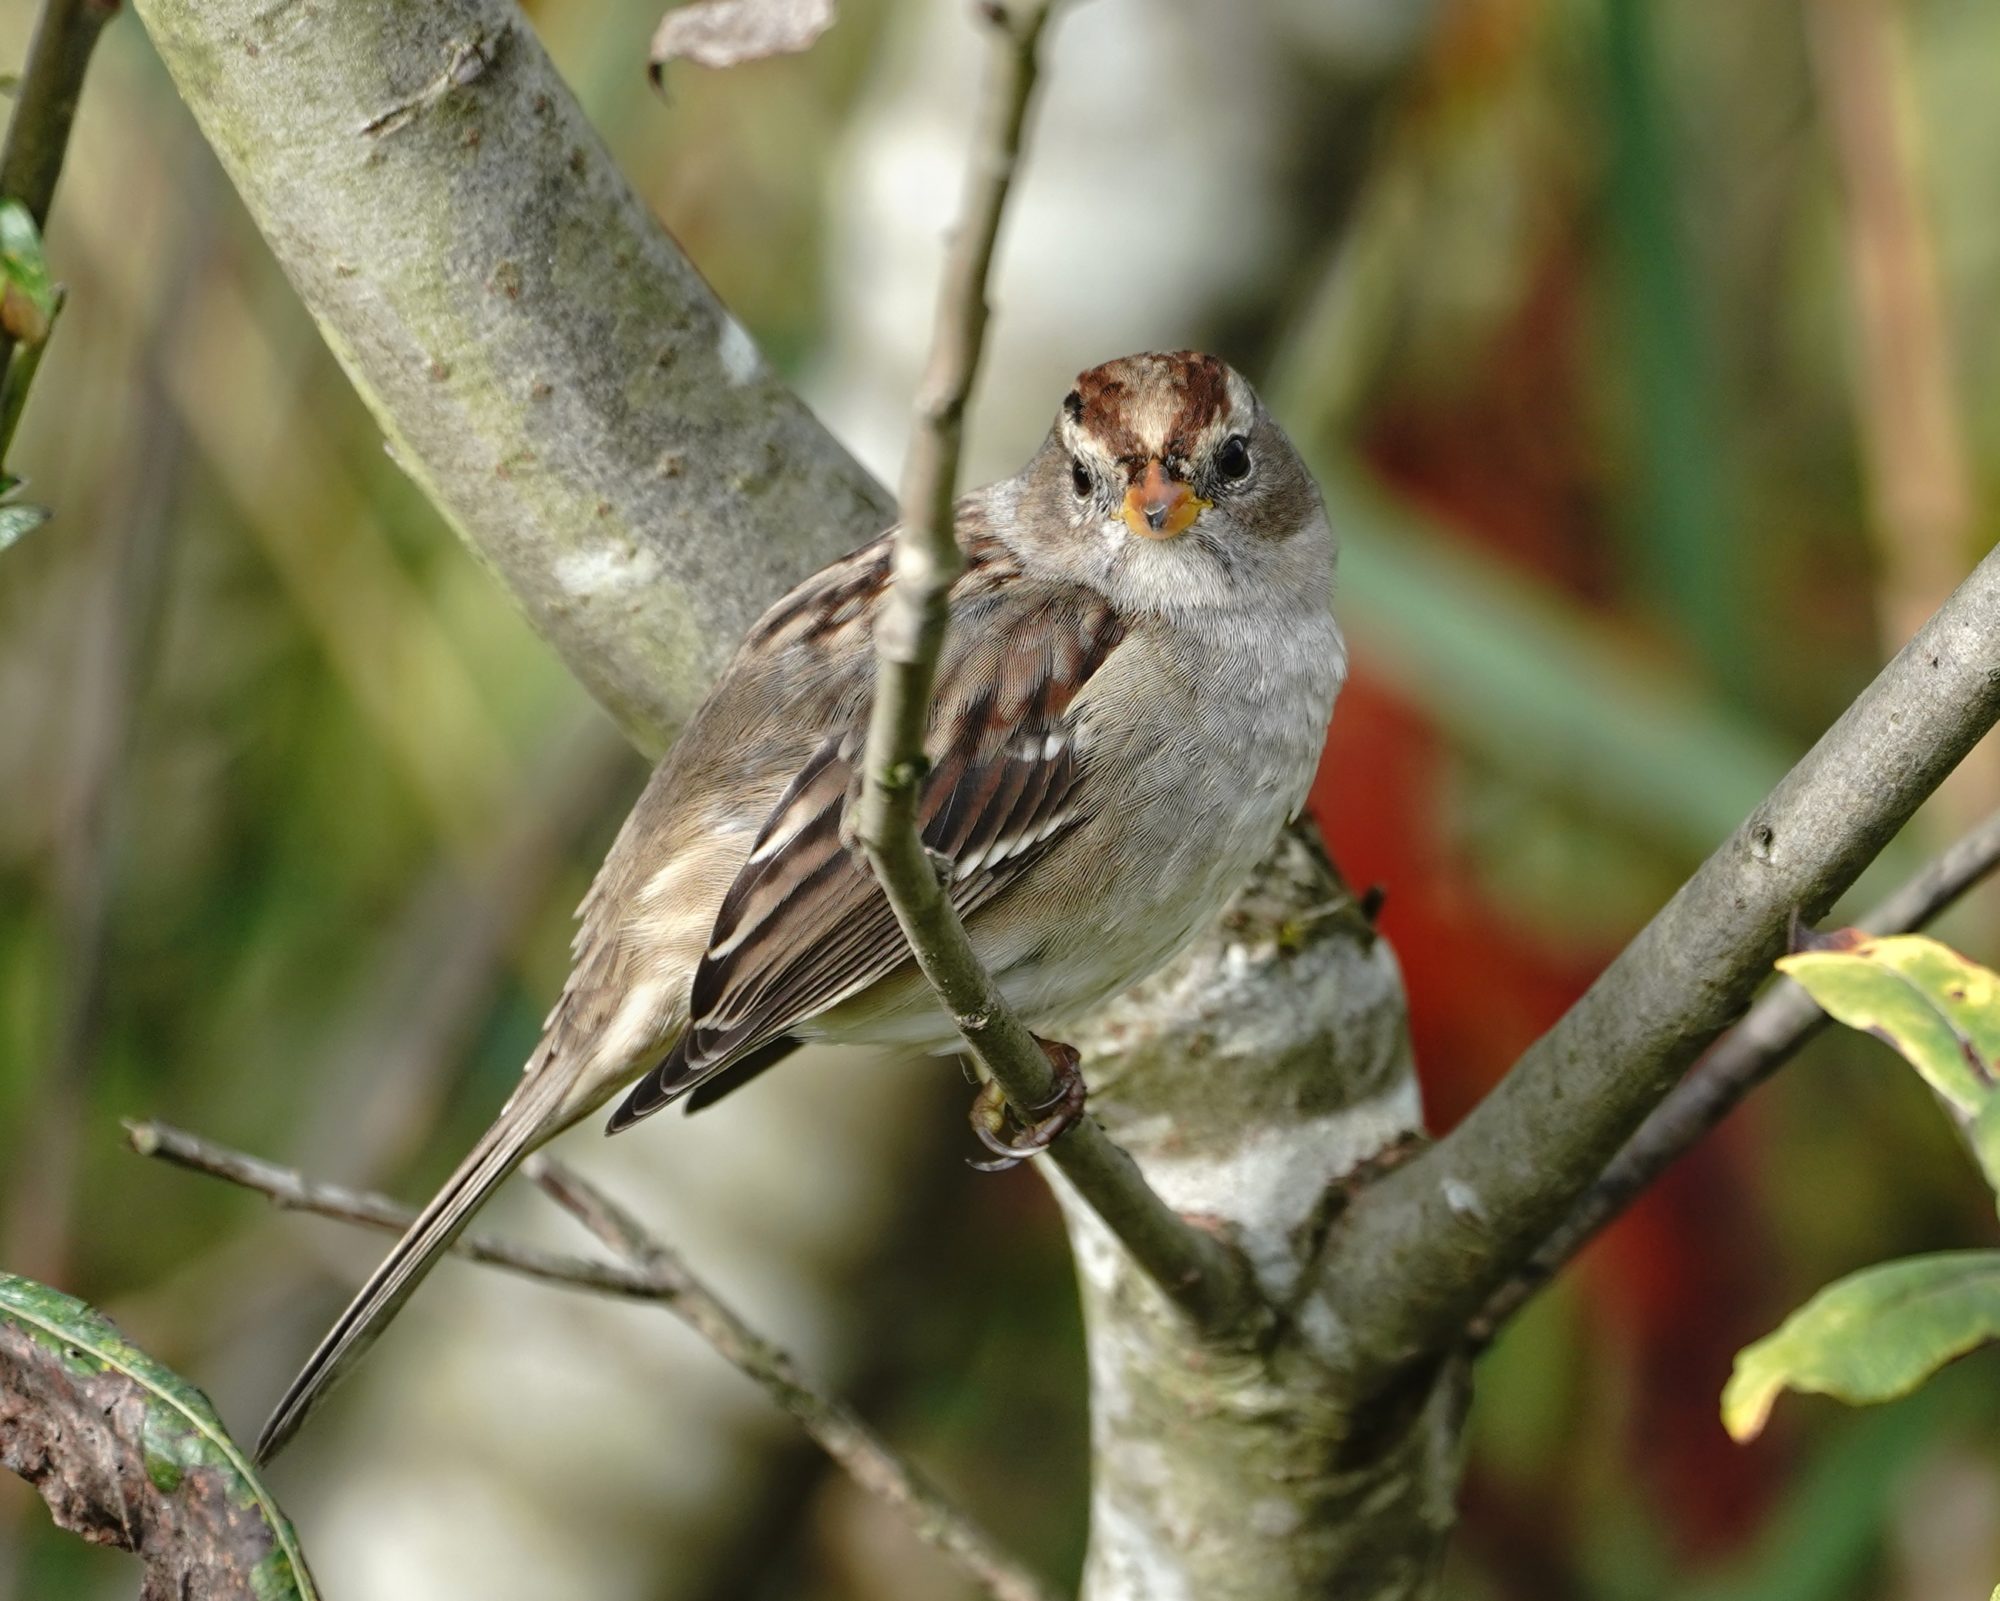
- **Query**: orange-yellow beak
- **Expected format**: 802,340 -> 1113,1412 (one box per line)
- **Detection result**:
1121,458 -> 1208,540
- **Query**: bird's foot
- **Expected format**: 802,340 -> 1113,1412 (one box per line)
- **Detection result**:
966,1039 -> 1087,1172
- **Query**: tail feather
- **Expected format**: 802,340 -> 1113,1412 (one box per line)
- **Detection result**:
604,1038 -> 697,1133
680,1036 -> 802,1116
607,1035 -> 804,1132
256,1079 -> 563,1463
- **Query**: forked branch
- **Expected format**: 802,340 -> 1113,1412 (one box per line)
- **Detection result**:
1473,804 -> 2000,1340
124,1121 -> 1058,1601
1320,547 -> 2000,1387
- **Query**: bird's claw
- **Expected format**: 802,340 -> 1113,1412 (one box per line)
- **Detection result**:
966,1038 -> 1087,1172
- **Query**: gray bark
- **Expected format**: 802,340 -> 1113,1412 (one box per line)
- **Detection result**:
1320,547 -> 2000,1389
129,2 -> 1458,1594
134,0 -> 889,756
1061,830 -> 1458,1600
124,2 -> 2000,1598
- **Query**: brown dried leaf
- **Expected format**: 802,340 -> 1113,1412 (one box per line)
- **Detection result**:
650,0 -> 837,81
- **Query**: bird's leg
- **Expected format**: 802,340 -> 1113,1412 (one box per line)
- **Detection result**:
1025,1039 -> 1087,1120
965,1038 -> 1088,1172
967,1079 -> 1015,1169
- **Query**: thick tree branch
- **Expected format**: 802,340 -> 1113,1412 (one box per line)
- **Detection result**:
1320,547 -> 2000,1388
124,1122 -> 1056,1601
1473,805 -> 2000,1340
851,0 -> 1257,1338
1057,829 -> 1453,1600
132,0 -> 890,754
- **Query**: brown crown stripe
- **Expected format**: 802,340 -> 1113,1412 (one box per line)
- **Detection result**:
1068,350 -> 1232,469
1164,351 -> 1231,456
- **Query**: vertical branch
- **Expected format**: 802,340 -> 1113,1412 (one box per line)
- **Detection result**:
850,0 -> 1256,1336
855,0 -> 1051,841
0,0 -> 118,393
0,0 -> 118,224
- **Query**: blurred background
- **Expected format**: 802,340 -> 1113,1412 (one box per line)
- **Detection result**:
3,0 -> 1999,1595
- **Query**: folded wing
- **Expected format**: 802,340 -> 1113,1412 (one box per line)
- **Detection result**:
608,583 -> 1125,1129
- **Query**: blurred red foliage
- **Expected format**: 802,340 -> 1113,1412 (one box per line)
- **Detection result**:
1301,234 -> 1783,1556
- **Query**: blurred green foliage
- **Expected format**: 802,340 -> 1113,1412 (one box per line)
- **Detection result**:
2,0 -> 1999,1596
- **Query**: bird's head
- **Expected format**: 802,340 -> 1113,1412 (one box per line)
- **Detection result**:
1013,350 -> 1331,616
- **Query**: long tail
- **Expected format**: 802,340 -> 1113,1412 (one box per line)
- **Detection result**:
255,1073 -> 566,1463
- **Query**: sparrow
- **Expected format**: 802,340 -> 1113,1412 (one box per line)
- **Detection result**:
256,350 -> 1345,1460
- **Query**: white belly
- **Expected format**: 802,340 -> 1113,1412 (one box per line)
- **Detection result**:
807,602 -> 1344,1055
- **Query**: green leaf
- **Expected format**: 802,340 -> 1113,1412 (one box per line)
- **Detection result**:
0,1275 -> 319,1598
1723,1251 -> 2000,1441
0,199 -> 57,344
0,499 -> 49,552
1973,1097 -> 2000,1201
1777,932 -> 2000,1121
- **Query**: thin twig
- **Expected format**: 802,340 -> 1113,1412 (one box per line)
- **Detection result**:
0,0 -> 118,399
1,0 -> 117,225
527,1159 -> 1059,1601
125,1121 -> 663,1299
850,0 -> 1257,1338
1316,546 -> 2000,1392
1471,806 -> 2000,1341
124,1122 -> 1058,1601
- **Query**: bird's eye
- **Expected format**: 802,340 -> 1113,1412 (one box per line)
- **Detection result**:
1069,458 -> 1093,499
1215,435 -> 1252,483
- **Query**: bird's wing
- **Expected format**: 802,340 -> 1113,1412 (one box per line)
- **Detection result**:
608,574 -> 1127,1128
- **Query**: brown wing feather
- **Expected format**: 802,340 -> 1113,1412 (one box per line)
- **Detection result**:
608,580 -> 1126,1128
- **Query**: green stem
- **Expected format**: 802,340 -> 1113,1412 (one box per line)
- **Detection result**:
0,0 -> 116,464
